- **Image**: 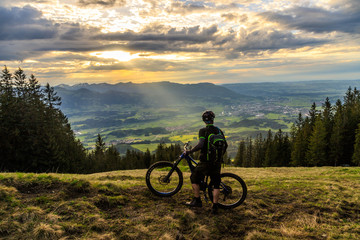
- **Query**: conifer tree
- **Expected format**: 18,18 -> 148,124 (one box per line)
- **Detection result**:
95,134 -> 106,155
352,123 -> 360,166
330,99 -> 345,166
234,140 -> 245,167
322,97 -> 333,161
43,83 -> 61,108
306,115 -> 327,166
252,134 -> 264,167
264,130 -> 275,167
244,137 -> 252,167
144,148 -> 152,168
309,102 -> 317,127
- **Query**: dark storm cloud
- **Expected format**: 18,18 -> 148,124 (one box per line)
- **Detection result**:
0,6 -> 57,40
260,5 -> 360,34
77,0 -> 125,7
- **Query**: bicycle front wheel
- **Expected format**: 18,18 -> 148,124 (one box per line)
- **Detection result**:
208,172 -> 247,209
145,161 -> 183,197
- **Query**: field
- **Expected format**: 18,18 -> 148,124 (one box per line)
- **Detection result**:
1,167 -> 359,239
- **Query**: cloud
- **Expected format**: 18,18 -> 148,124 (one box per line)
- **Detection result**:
260,4 -> 360,34
0,3 -> 335,63
0,0 -> 53,4
0,6 -> 57,40
165,1 -> 207,15
221,13 -> 248,22
93,24 -> 218,43
87,58 -> 192,72
233,29 -> 328,52
77,0 -> 125,7
90,24 -> 222,53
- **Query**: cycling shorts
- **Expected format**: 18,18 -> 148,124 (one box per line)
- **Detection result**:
190,162 -> 221,189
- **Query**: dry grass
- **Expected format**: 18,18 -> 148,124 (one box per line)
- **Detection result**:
33,223 -> 63,240
0,167 -> 359,239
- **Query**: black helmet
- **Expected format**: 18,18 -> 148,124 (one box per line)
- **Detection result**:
202,110 -> 215,123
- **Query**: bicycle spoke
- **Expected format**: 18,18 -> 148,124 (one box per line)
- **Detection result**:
146,162 -> 183,197
217,173 -> 246,208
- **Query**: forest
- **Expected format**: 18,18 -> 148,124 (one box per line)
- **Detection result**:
1,67 -> 359,174
0,67 -> 183,173
233,90 -> 360,167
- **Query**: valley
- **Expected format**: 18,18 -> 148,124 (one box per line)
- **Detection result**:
56,80 -> 360,157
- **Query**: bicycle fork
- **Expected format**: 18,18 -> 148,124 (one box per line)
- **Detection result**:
163,158 -> 182,183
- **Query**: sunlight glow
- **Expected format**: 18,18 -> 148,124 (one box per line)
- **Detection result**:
90,51 -> 192,62
90,51 -> 137,62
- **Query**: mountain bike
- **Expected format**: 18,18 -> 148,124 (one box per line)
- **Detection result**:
145,143 -> 247,209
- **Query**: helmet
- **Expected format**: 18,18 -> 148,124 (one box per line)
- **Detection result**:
202,110 -> 215,123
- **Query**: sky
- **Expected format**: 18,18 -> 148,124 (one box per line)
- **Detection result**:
0,0 -> 359,85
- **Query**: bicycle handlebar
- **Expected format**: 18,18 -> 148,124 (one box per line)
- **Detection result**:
184,142 -> 192,151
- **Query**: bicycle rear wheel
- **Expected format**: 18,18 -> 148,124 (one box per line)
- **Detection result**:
145,161 -> 183,197
208,172 -> 247,209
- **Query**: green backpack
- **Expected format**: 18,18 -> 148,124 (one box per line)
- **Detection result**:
207,128 -> 226,163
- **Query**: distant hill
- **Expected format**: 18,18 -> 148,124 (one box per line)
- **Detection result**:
222,80 -> 360,101
55,82 -> 252,109
55,87 -> 144,109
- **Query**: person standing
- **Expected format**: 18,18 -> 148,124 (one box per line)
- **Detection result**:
185,110 -> 227,214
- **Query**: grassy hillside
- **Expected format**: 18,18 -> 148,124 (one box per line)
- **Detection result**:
1,167 -> 359,239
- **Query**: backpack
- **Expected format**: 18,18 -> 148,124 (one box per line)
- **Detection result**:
206,128 -> 226,163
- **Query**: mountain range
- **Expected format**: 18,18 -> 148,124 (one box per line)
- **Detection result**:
56,79 -> 360,107
55,81 -> 249,109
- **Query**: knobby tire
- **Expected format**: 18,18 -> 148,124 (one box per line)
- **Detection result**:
208,172 -> 247,209
145,161 -> 183,197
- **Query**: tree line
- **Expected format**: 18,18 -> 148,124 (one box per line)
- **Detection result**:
81,135 -> 183,173
233,88 -> 360,167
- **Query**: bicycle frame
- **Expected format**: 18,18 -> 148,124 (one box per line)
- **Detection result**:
164,152 -> 197,181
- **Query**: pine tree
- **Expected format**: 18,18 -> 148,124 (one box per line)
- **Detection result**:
322,97 -> 333,161
264,130 -> 274,167
330,99 -> 345,166
244,137 -> 252,167
306,115 -> 327,166
234,140 -> 245,167
43,83 -> 61,108
252,134 -> 264,167
14,68 -> 27,98
352,124 -> 360,166
95,134 -> 106,156
144,148 -> 152,168
290,117 -> 312,166
309,102 -> 317,127
0,67 -> 15,169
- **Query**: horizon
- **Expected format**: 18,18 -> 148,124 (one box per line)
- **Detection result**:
1,0 -> 359,85
54,78 -> 360,87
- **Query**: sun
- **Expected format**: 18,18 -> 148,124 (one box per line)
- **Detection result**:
90,51 -> 137,62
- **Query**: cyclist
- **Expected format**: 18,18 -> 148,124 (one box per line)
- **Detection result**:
184,110 -> 228,214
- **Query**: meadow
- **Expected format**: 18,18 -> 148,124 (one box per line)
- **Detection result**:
1,167 -> 359,239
